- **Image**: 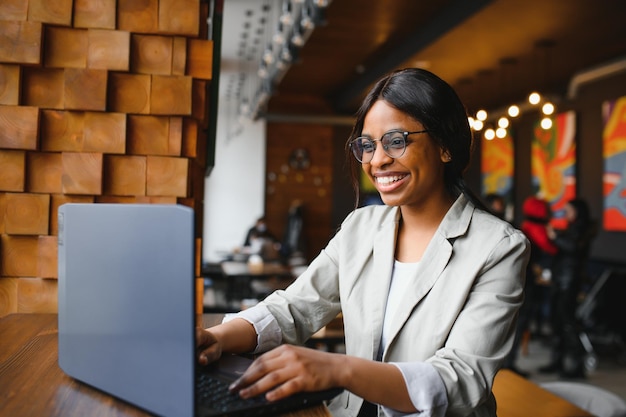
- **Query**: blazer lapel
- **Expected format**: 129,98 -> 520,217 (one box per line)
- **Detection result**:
367,207 -> 400,359
382,195 -> 474,356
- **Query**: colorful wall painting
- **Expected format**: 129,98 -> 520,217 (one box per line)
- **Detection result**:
481,131 -> 514,207
602,97 -> 626,231
531,111 -> 577,229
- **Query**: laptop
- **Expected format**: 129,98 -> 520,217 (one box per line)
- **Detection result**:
57,203 -> 341,417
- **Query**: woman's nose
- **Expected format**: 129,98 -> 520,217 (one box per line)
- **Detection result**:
369,144 -> 393,166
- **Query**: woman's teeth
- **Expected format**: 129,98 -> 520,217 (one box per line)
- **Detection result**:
376,175 -> 405,185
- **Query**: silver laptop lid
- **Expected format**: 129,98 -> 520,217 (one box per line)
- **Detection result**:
58,203 -> 195,417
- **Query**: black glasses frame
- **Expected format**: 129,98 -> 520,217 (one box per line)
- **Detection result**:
349,130 -> 429,163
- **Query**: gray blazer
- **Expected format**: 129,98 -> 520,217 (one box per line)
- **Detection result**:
262,195 -> 530,417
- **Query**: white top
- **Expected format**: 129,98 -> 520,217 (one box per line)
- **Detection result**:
381,260 -> 420,354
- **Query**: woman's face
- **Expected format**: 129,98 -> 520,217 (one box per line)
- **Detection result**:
361,100 -> 449,208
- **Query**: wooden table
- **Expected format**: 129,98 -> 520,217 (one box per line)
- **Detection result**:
0,313 -> 331,417
493,369 -> 593,417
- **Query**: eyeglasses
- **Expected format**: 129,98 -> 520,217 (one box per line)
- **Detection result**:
349,130 -> 429,163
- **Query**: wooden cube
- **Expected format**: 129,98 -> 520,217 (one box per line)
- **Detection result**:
62,152 -> 103,195
22,67 -> 65,109
88,29 -> 130,71
64,68 -> 107,111
0,193 -> 6,234
18,278 -> 58,313
0,278 -> 18,317
191,79 -> 207,122
169,117 -> 183,156
150,75 -> 192,115
49,194 -> 94,235
181,118 -> 198,158
0,64 -> 20,105
172,37 -> 187,75
0,21 -> 42,64
0,150 -> 25,192
0,236 -> 38,277
74,0 -> 116,29
84,112 -> 126,153
103,155 -> 146,196
0,0 -> 28,21
131,34 -> 173,75
44,27 -> 88,68
146,156 -> 188,197
158,0 -> 200,36
127,115 -> 176,156
3,193 -> 50,235
26,152 -> 63,193
27,0 -> 73,25
107,73 -> 151,114
37,236 -> 58,279
0,106 -> 39,150
117,0 -> 158,33
41,110 -> 85,152
186,39 -> 213,80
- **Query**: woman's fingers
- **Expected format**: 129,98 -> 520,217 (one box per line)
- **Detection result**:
231,345 -> 334,401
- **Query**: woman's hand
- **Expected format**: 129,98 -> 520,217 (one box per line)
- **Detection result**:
196,318 -> 258,366
229,344 -> 344,402
196,327 -> 222,365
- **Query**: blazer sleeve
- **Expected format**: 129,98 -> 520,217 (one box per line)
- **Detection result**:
427,229 -> 529,415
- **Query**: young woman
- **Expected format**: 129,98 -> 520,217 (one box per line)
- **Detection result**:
197,68 -> 529,417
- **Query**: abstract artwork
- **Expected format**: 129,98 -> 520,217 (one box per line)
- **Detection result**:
602,97 -> 626,231
531,111 -> 577,229
481,131 -> 514,206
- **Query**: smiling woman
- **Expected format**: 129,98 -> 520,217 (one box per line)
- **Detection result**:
198,68 -> 530,417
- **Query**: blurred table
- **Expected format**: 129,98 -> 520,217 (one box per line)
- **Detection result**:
220,261 -> 295,302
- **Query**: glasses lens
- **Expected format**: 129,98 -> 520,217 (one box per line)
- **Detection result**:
351,137 -> 374,162
381,131 -> 407,158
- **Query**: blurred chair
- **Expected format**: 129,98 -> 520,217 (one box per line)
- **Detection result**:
540,381 -> 626,417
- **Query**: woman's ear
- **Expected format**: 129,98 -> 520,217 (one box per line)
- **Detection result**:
440,149 -> 452,163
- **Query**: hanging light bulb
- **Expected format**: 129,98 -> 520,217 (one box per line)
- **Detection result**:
508,104 -> 520,117
476,109 -> 488,121
528,92 -> 541,105
542,102 -> 555,115
473,119 -> 484,131
262,45 -> 274,65
540,117 -> 553,130
496,127 -> 507,138
484,128 -> 495,140
497,117 -> 509,129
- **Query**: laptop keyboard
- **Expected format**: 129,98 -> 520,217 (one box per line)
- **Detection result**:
196,372 -> 268,414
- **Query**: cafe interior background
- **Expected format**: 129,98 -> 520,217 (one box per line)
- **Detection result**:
204,0 -> 626,271
0,0 -> 625,337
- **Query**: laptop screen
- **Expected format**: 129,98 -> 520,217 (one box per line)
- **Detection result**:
58,203 -> 196,417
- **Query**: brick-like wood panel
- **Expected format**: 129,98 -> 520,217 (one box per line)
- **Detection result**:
0,0 -> 209,317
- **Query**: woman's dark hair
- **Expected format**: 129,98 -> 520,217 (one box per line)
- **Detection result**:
346,68 -> 485,209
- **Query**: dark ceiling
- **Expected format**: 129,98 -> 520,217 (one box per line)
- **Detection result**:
241,0 -> 626,121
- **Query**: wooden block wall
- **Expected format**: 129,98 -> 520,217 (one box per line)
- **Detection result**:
0,0 -> 212,317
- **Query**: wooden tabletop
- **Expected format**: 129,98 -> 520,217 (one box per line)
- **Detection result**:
0,313 -> 331,417
493,369 -> 593,417
1,313 -> 593,417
